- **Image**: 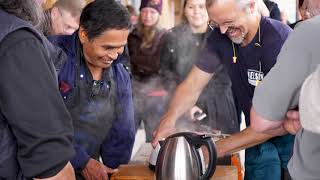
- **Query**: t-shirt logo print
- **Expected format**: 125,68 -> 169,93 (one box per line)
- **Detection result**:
247,69 -> 264,87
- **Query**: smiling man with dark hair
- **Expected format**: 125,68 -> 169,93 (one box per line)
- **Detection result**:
49,0 -> 135,179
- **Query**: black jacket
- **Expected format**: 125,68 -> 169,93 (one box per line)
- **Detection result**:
0,9 -> 74,179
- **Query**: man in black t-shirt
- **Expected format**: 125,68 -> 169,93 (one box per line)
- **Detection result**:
153,0 -> 294,179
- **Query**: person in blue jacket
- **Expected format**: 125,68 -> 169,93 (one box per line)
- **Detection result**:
49,0 -> 135,179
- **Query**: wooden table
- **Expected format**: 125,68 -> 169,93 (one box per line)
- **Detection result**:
112,143 -> 239,180
111,163 -> 238,180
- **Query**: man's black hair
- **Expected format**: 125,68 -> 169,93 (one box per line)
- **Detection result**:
80,0 -> 131,41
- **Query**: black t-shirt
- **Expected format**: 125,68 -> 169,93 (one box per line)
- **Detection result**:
196,17 -> 291,125
0,29 -> 74,178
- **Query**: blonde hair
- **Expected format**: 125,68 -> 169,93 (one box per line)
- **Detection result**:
136,14 -> 160,49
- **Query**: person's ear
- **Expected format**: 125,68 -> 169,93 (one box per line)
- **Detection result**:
78,27 -> 88,44
50,6 -> 61,21
248,0 -> 256,14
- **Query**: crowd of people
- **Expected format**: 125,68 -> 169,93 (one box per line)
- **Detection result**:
0,0 -> 320,179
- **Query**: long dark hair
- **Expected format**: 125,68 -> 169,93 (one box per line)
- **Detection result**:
0,0 -> 44,30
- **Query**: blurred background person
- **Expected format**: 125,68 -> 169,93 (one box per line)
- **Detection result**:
280,10 -> 290,25
256,0 -> 270,17
290,0 -> 305,28
263,0 -> 281,21
126,4 -> 138,31
160,0 -> 239,134
128,0 -> 166,142
290,0 -> 320,28
43,0 -> 86,35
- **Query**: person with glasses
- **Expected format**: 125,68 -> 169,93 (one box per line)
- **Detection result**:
160,0 -> 239,135
153,0 -> 294,179
49,1 -> 135,179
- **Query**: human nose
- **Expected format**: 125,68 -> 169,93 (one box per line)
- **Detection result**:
107,50 -> 119,60
194,7 -> 200,14
108,47 -> 124,60
145,11 -> 152,18
220,25 -> 228,34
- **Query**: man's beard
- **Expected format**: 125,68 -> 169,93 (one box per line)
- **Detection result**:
229,31 -> 246,45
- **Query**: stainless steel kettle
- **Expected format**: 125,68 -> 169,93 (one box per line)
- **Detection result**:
155,132 -> 217,180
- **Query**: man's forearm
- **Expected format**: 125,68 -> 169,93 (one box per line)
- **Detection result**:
262,124 -> 288,136
164,80 -> 200,122
152,67 -> 214,147
164,67 -> 212,123
215,127 -> 275,157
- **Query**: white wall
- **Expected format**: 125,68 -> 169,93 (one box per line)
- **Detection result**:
273,0 -> 297,23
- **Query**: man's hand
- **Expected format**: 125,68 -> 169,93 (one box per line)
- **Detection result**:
214,127 -> 273,158
283,110 -> 301,135
82,159 -> 118,180
34,162 -> 75,180
152,114 -> 176,148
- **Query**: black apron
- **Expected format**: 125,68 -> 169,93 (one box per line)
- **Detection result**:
63,41 -> 119,179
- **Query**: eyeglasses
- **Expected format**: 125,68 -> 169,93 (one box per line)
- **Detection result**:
207,20 -> 219,30
208,20 -> 239,35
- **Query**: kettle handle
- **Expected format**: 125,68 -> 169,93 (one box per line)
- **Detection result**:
168,132 -> 217,180
197,136 -> 217,180
179,133 -> 217,180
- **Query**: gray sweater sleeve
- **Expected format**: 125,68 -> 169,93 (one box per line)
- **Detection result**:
252,20 -> 318,121
0,30 -> 75,178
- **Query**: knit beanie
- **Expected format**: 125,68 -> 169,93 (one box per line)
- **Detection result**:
139,0 -> 162,14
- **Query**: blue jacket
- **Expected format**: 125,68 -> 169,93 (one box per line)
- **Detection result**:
49,32 -> 135,169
